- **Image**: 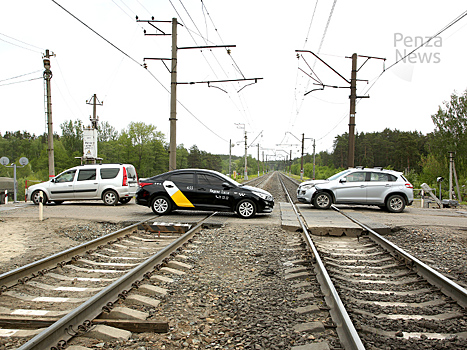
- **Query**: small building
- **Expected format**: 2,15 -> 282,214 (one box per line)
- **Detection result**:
0,177 -> 14,203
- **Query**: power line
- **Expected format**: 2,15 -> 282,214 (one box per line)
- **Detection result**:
290,0 -> 339,133
387,10 -> 467,72
0,70 -> 42,83
302,0 -> 319,49
0,37 -> 42,54
166,0 -> 256,131
50,0 -> 232,143
0,32 -> 44,52
51,0 -> 143,68
362,9 -> 467,98
0,77 -> 42,87
317,0 -> 337,54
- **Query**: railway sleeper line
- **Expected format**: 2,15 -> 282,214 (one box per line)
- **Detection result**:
278,172 -> 467,349
2,171 -> 467,349
0,215 -> 216,349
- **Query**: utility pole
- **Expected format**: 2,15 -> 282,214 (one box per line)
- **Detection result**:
169,18 -> 178,171
448,151 -> 462,201
296,50 -> 384,170
257,144 -> 260,177
262,151 -> 264,174
449,151 -> 453,201
312,138 -> 316,179
300,134 -> 305,180
43,49 -> 55,178
86,94 -> 103,129
229,139 -> 232,177
244,130 -> 248,180
348,53 -> 357,168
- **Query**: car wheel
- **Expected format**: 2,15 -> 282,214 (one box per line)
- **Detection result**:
32,190 -> 47,205
119,197 -> 132,204
386,194 -> 405,213
54,200 -> 64,205
236,199 -> 256,219
103,190 -> 119,206
313,192 -> 332,209
151,196 -> 172,215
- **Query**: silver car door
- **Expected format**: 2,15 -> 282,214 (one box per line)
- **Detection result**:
333,171 -> 367,203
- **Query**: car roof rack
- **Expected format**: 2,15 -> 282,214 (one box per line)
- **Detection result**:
355,166 -> 364,169
373,166 -> 384,170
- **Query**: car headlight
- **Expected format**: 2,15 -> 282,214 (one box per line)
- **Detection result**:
253,191 -> 273,201
299,184 -> 315,191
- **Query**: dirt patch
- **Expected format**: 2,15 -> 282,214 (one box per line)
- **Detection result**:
0,217 -> 122,274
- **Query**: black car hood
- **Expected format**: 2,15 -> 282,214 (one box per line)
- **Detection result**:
241,185 -> 273,197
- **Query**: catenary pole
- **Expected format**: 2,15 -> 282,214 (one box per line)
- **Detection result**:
244,130 -> 248,180
348,53 -> 357,169
169,18 -> 178,171
43,49 -> 55,178
300,133 -> 304,180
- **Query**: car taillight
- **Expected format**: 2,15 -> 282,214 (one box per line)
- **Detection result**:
139,182 -> 152,188
405,183 -> 413,189
122,167 -> 128,186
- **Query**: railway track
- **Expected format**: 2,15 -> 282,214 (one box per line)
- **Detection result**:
1,171 -> 467,349
0,215 -> 215,349
277,172 -> 467,349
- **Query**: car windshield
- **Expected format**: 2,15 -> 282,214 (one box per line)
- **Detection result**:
327,169 -> 351,181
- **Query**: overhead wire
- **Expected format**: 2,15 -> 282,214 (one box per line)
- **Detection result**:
54,57 -> 87,118
290,0 -> 336,133
294,5 -> 467,157
51,0 -> 228,142
0,32 -> 44,53
313,8 -> 467,152
111,0 -> 135,20
0,77 -> 42,87
360,8 -> 467,100
200,0 -> 255,132
0,70 -> 42,83
170,0 -> 255,133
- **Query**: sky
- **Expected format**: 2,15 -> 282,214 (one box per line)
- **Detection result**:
1,1 -> 467,162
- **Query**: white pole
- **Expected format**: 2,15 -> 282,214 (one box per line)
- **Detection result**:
39,192 -> 43,221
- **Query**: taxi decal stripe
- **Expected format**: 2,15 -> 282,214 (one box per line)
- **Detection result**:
163,181 -> 194,208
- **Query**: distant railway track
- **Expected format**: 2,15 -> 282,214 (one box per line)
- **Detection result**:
278,172 -> 467,349
2,172 -> 467,349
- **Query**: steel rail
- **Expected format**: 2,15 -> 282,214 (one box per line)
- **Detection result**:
0,217 -> 158,290
17,213 -> 216,350
333,205 -> 467,309
278,174 -> 365,350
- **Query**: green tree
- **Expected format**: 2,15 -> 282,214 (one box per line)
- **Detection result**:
431,89 -> 467,172
60,120 -> 84,159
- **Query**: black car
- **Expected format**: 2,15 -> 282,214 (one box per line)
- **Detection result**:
135,169 -> 274,219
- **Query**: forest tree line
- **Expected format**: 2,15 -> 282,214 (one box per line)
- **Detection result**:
1,89 -> 467,200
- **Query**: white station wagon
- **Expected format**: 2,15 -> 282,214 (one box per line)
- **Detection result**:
27,163 -> 138,206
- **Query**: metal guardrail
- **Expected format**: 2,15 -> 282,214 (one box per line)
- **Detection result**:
278,174 -> 365,350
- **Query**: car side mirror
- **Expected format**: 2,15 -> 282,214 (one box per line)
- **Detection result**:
51,178 -> 56,183
222,182 -> 232,189
339,177 -> 347,183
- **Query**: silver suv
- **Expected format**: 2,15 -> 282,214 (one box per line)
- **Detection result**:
297,168 -> 413,213
27,163 -> 138,206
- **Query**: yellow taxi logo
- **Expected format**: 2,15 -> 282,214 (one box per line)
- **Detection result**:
163,181 -> 194,208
